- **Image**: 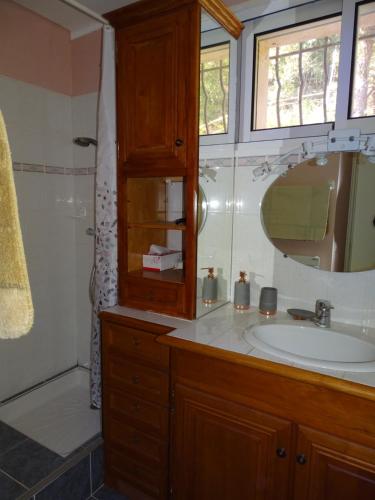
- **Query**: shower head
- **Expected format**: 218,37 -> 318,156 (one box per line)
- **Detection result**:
73,137 -> 98,147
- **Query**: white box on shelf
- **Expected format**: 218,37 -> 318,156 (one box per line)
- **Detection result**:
143,251 -> 182,272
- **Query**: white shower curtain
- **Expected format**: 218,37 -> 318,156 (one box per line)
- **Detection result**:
90,26 -> 118,409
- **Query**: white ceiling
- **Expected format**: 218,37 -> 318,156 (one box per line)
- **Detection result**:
14,0 -> 244,39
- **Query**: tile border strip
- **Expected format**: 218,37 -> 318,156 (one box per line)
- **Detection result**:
13,162 -> 96,175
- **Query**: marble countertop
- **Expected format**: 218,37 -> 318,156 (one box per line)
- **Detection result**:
105,303 -> 375,390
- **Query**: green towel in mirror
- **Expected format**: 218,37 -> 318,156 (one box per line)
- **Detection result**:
262,184 -> 331,241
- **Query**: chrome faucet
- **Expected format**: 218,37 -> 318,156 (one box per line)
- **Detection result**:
314,299 -> 334,328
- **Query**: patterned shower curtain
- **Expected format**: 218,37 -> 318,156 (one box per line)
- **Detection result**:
90,26 -> 118,409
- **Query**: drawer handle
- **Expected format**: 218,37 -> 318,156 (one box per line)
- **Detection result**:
132,337 -> 141,347
276,448 -> 287,458
132,375 -> 140,385
296,454 -> 307,465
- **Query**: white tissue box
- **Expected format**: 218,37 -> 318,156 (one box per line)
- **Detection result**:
142,251 -> 182,271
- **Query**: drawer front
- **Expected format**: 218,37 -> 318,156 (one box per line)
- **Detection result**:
106,448 -> 167,499
106,357 -> 169,405
107,418 -> 167,466
107,389 -> 169,438
124,276 -> 186,316
103,322 -> 169,370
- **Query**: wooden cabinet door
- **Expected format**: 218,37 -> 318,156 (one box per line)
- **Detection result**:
117,8 -> 193,173
171,384 -> 292,500
294,426 -> 375,500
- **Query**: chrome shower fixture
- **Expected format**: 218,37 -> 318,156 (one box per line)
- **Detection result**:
73,137 -> 98,147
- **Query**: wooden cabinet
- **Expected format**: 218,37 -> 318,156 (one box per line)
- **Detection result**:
293,426 -> 375,500
105,0 -> 242,320
116,9 -> 191,173
101,313 -> 172,499
171,384 -> 292,500
107,0 -> 201,320
166,346 -> 375,500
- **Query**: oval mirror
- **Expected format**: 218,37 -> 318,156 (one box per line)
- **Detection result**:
261,152 -> 375,272
198,185 -> 208,234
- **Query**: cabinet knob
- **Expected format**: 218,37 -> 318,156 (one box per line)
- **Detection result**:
132,375 -> 140,385
296,454 -> 307,465
175,139 -> 184,147
276,447 -> 287,458
132,337 -> 141,347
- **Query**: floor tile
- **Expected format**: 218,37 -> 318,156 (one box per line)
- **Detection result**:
91,444 -> 104,492
35,456 -> 90,500
94,484 -> 129,500
0,422 -> 28,457
0,438 -> 63,487
0,470 -> 27,499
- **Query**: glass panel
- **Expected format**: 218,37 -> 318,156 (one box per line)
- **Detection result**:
351,1 -> 375,118
127,177 -> 185,226
126,177 -> 185,278
200,43 -> 230,135
254,16 -> 341,130
196,155 -> 235,317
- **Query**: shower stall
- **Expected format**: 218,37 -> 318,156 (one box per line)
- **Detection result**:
0,0 -> 108,486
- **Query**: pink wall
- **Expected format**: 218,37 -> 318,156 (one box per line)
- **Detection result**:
0,1 -> 72,95
72,30 -> 102,96
0,1 -> 102,97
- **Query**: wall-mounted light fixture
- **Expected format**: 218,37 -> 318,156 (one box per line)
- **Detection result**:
252,129 -> 375,181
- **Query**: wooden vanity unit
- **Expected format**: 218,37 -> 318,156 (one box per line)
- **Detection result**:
101,310 -> 375,500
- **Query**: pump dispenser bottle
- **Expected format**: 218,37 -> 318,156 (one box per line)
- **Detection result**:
234,271 -> 250,310
202,267 -> 218,304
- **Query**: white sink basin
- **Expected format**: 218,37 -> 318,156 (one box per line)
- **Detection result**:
243,323 -> 375,372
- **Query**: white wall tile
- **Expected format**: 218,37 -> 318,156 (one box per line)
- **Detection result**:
72,93 -> 98,169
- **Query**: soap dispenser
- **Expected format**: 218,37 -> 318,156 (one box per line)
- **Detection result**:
202,267 -> 218,304
234,271 -> 250,310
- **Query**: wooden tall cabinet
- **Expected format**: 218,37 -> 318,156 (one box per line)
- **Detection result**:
106,0 -> 242,321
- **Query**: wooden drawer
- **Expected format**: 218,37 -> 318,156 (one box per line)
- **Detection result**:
103,322 -> 169,370
106,389 -> 169,438
124,275 -> 186,317
107,417 -> 167,466
106,357 -> 169,405
106,448 -> 167,499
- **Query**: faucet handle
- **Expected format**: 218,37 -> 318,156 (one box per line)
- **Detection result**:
315,299 -> 334,313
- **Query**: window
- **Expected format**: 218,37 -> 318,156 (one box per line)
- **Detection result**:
200,43 -> 230,135
199,28 -> 237,145
253,16 -> 342,130
350,1 -> 375,118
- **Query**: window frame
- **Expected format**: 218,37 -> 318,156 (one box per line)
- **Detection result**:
336,0 -> 375,130
200,28 -> 238,146
239,0 -> 343,143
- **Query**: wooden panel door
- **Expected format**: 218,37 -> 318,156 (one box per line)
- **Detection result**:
117,8 -> 193,173
294,426 -> 375,500
171,384 -> 292,500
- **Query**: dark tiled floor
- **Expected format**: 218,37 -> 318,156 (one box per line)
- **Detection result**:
93,484 -> 129,500
0,420 -> 104,499
0,435 -> 63,487
91,445 -> 104,492
0,422 -> 28,455
35,456 -> 90,499
0,471 -> 27,499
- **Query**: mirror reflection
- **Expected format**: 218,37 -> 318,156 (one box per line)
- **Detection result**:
261,153 -> 375,272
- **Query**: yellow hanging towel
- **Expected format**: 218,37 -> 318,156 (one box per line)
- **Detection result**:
0,111 -> 33,339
